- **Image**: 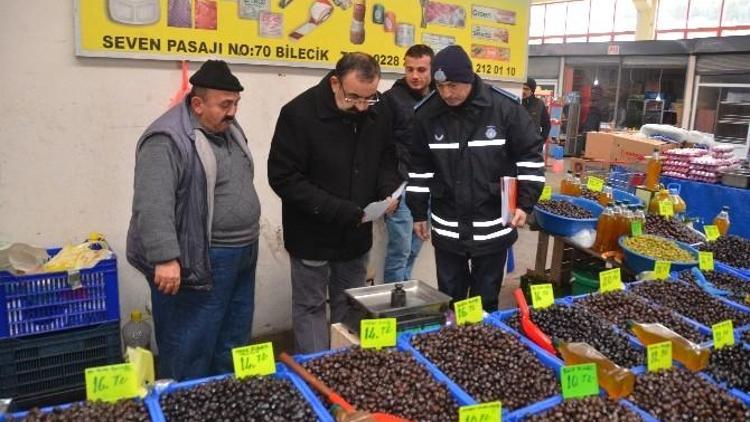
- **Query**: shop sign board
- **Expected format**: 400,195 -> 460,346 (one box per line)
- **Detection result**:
75,0 -> 529,81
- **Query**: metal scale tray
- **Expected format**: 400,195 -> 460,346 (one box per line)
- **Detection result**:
344,280 -> 451,330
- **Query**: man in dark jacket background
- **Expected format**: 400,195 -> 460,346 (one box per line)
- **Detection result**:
268,52 -> 401,353
522,78 -> 551,141
381,44 -> 434,283
127,60 -> 260,380
407,46 -> 544,312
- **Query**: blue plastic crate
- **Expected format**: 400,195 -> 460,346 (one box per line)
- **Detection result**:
1,397 -> 158,422
511,395 -> 659,422
0,249 -> 120,339
294,346 -> 469,419
398,319 -> 563,421
145,364 -> 333,422
0,322 -> 122,404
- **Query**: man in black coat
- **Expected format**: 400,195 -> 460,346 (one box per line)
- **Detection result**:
523,78 -> 551,141
268,52 -> 401,353
407,46 -> 544,312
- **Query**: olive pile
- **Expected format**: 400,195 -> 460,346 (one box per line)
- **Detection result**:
629,280 -> 750,328
706,345 -> 750,392
622,235 -> 695,262
700,235 -> 750,270
411,324 -> 559,410
9,400 -> 149,421
526,396 -> 642,422
578,187 -> 599,201
506,305 -> 644,368
302,347 -> 458,421
744,330 -> 750,344
679,269 -> 750,303
644,215 -> 704,244
576,291 -> 706,343
628,367 -> 750,420
536,200 -> 594,219
159,376 -> 316,421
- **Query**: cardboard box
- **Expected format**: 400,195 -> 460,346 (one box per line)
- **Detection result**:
613,133 -> 676,163
584,132 -> 616,161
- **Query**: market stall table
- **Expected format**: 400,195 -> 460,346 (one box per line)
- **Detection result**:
662,176 -> 750,238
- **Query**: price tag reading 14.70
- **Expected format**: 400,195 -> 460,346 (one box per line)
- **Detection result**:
459,401 -> 502,422
530,284 -> 554,309
232,342 -> 276,378
599,268 -> 624,293
360,318 -> 397,349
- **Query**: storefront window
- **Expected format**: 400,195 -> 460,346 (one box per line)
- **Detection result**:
657,0 -> 689,31
544,3 -> 567,36
530,5 -> 544,37
566,0 -> 589,35
617,68 -> 686,129
613,0 -> 637,32
722,0 -> 750,26
589,0 -> 615,34
688,0 -> 722,29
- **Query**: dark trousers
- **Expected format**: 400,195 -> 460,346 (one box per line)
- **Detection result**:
434,248 -> 508,312
150,243 -> 258,381
290,253 -> 368,354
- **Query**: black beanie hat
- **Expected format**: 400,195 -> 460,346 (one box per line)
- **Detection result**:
432,45 -> 475,84
525,77 -> 537,92
189,60 -> 244,92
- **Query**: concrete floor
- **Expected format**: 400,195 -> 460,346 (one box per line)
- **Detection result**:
255,162 -> 567,353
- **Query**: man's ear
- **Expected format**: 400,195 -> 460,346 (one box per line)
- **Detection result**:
190,95 -> 203,114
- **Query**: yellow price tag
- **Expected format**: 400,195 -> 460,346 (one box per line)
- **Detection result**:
454,296 -> 483,325
631,220 -> 643,237
586,176 -> 605,193
659,201 -> 674,217
459,401 -> 502,422
232,342 -> 276,378
704,225 -> 720,241
599,268 -> 624,293
530,284 -> 554,309
654,261 -> 671,280
560,363 -> 599,399
699,252 -> 715,271
540,185 -> 552,201
360,318 -> 397,349
712,320 -> 735,349
647,341 -> 673,372
85,363 -> 140,403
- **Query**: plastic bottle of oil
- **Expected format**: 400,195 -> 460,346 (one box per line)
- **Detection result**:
645,149 -> 662,191
617,205 -> 634,249
648,189 -> 671,215
627,321 -> 710,372
713,206 -> 731,236
598,183 -> 614,206
555,340 -> 635,399
570,173 -> 583,197
594,205 -> 615,253
560,170 -> 576,195
669,187 -> 687,216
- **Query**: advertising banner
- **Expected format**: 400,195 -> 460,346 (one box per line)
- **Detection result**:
76,0 -> 529,81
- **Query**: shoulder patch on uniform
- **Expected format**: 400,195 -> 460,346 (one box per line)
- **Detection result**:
491,86 -> 521,104
413,90 -> 437,110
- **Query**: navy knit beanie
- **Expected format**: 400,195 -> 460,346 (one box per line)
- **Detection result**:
432,45 -> 475,84
525,77 -> 537,92
190,60 -> 244,92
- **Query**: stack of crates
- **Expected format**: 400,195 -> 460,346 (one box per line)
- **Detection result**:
0,249 -> 121,411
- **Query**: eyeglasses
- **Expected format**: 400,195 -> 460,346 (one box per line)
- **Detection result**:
340,86 -> 380,106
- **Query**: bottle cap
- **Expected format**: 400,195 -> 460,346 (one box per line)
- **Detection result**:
131,310 -> 142,322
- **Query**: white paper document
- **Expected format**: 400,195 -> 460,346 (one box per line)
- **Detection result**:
362,182 -> 408,222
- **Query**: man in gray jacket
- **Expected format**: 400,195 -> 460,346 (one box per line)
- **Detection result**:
127,60 -> 261,380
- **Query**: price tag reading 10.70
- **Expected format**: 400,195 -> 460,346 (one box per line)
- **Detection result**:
561,363 -> 599,399
85,363 -> 140,402
459,401 -> 502,422
712,320 -> 735,349
647,341 -> 673,372
232,342 -> 276,378
454,296 -> 483,325
360,318 -> 397,349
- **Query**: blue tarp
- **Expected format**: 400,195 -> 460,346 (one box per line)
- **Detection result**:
661,176 -> 750,238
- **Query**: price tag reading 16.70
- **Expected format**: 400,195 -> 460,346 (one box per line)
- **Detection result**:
232,342 -> 276,378
459,401 -> 502,422
360,318 -> 397,349
454,296 -> 483,325
85,363 -> 140,402
561,363 -> 599,399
